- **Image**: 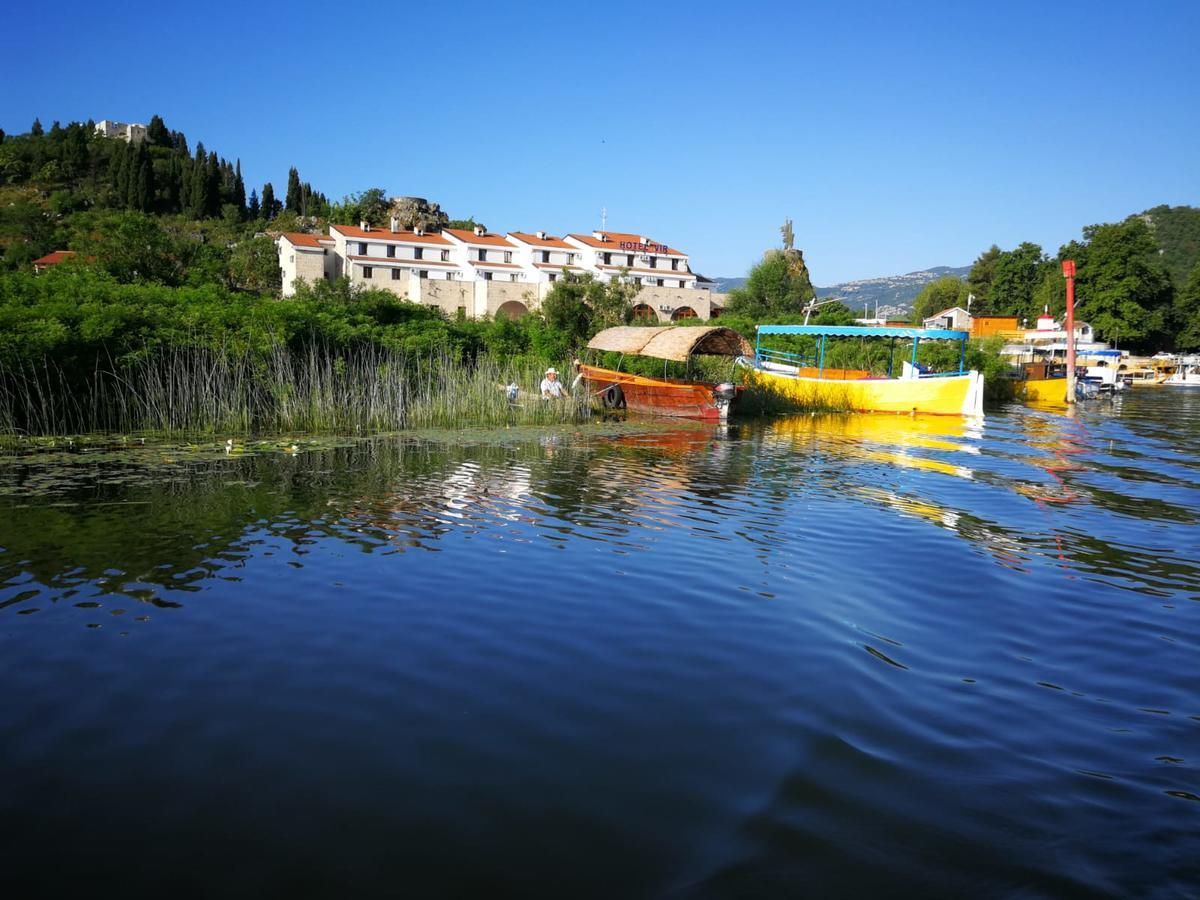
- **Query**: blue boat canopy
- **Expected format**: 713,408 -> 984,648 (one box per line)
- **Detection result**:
756,324 -> 969,340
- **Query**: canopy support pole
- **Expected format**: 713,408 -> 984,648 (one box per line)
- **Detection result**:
959,337 -> 966,374
818,335 -> 826,376
911,336 -> 920,374
888,337 -> 896,377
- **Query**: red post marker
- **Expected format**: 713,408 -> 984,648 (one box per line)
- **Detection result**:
1063,260 -> 1077,404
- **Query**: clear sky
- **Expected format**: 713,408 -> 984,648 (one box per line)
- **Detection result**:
2,0 -> 1196,283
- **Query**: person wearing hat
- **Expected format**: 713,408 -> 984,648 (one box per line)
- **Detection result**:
540,367 -> 565,399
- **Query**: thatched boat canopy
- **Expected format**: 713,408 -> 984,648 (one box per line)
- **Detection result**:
587,326 -> 752,362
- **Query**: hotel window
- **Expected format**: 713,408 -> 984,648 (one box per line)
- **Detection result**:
419,270 -> 429,279
386,245 -> 395,258
362,266 -> 373,279
656,279 -> 664,287
477,249 -> 487,262
504,251 -> 513,263
541,250 -> 550,263
627,255 -> 634,266
391,269 -> 401,281
549,273 -> 557,282
358,242 -> 367,255
649,257 -> 657,268
483,271 -> 493,281
414,247 -> 423,260
671,259 -> 679,271
602,252 -> 612,264
441,250 -> 450,261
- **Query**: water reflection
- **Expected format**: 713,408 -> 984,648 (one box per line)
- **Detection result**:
1,395 -> 1198,896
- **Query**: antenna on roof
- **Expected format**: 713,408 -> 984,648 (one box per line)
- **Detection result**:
600,206 -> 607,231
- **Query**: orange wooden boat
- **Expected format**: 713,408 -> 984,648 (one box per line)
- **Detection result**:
575,326 -> 752,422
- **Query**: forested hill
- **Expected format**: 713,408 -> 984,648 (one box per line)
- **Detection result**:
0,115 -> 328,274
906,205 -> 1200,352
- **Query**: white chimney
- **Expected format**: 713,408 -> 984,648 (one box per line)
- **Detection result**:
414,225 -> 425,236
536,230 -> 546,240
593,231 -> 606,241
474,225 -> 485,236
360,220 -> 369,232
389,216 -> 399,233
641,235 -> 650,244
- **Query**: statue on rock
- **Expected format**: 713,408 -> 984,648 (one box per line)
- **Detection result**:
762,217 -> 815,302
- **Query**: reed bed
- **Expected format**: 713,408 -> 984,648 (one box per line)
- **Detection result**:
0,345 -> 583,437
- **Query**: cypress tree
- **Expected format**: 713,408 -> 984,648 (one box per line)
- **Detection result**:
285,167 -> 301,213
234,160 -> 247,218
49,121 -> 63,139
147,114 -> 170,146
206,151 -> 221,217
261,183 -> 276,220
112,143 -> 131,207
136,151 -> 154,212
0,128 -> 6,144
179,155 -> 192,213
31,118 -> 43,136
190,144 -> 210,218
248,188 -> 260,220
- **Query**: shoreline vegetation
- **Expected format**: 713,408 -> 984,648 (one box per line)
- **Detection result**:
0,266 -> 1013,441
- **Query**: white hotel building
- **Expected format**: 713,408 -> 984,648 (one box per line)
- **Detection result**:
277,221 -> 722,321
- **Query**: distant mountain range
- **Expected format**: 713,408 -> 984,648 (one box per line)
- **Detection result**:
713,265 -> 970,318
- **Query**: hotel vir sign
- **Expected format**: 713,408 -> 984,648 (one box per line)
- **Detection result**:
618,240 -> 669,254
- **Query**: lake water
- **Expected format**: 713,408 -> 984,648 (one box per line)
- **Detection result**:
2,391 -> 1198,898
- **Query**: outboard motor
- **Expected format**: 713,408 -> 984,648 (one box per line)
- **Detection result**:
712,382 -> 738,421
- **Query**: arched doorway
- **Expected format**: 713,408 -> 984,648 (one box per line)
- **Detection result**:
495,300 -> 528,320
671,306 -> 698,321
631,303 -> 655,322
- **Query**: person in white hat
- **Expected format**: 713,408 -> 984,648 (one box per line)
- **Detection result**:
540,366 -> 565,399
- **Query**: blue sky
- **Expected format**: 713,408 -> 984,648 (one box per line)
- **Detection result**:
2,0 -> 1196,283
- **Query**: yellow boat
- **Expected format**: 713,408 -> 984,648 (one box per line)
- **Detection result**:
742,324 -> 984,416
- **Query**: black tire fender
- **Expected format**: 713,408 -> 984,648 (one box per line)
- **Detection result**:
602,383 -> 625,409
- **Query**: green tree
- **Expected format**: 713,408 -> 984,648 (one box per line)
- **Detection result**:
965,245 -> 1001,312
987,242 -> 1050,321
1071,218 -> 1174,348
911,276 -> 969,323
1174,262 -> 1200,350
261,183 -> 277,219
227,236 -> 282,293
233,160 -> 247,218
726,252 -> 816,317
285,167 -> 302,213
147,115 -> 171,146
31,118 -> 43,137
247,188 -> 260,220
75,212 -> 181,284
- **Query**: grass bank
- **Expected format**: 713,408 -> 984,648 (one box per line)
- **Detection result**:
0,346 -> 584,437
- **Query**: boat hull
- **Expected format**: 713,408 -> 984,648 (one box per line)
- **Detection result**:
747,367 -> 984,416
1016,376 -> 1069,406
577,365 -> 740,421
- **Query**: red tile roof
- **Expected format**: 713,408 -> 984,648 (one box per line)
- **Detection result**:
443,228 -> 515,247
32,250 -> 77,267
508,232 -> 575,249
568,231 -> 685,256
331,223 -> 451,245
279,232 -> 332,249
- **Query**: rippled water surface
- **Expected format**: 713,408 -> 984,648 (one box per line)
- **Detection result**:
2,392 -> 1198,898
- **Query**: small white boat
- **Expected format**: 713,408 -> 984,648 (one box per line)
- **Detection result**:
1164,356 -> 1200,386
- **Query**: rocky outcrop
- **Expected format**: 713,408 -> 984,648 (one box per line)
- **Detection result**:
387,196 -> 449,232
